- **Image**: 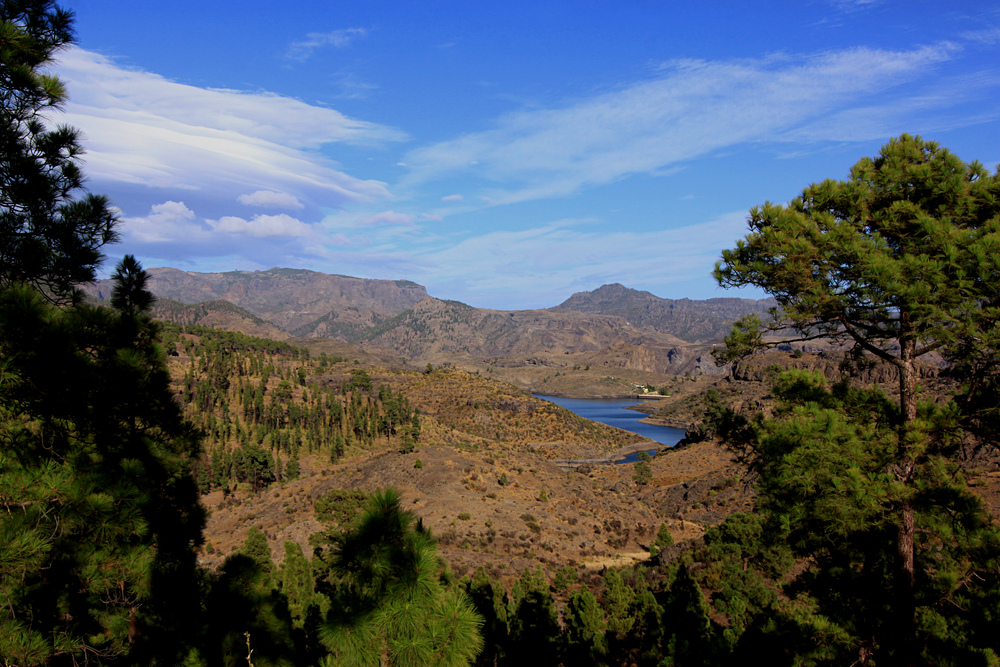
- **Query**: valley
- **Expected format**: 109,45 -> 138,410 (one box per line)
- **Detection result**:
100,265 -> 1000,665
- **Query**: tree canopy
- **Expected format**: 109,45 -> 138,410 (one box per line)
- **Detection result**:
713,134 -> 1000,664
0,0 -> 118,302
714,134 -> 1000,421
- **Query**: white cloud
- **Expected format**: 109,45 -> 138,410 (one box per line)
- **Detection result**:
125,201 -> 205,243
441,194 -> 464,201
55,47 -> 405,207
403,45 -> 963,205
238,190 -> 304,209
212,214 -> 312,238
286,28 -> 368,61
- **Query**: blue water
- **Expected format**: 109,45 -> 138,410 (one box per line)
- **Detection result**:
533,394 -> 686,461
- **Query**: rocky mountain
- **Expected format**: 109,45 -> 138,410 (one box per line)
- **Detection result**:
553,283 -> 777,342
356,296 -> 712,373
82,268 -> 775,376
149,298 -> 291,340
82,267 -> 428,337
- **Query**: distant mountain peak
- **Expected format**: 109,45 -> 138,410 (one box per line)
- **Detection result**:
555,284 -> 775,343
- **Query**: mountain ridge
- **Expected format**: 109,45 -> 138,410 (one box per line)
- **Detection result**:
554,282 -> 777,342
82,267 -> 771,377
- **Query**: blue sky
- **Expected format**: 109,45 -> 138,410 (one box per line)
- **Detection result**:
55,1 -> 1000,309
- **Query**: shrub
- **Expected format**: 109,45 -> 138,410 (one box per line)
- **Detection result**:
650,522 -> 674,556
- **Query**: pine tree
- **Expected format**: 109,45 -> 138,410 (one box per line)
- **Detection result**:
316,489 -> 483,666
714,135 -> 1000,662
506,566 -> 560,665
277,541 -> 315,629
739,370 -> 1000,664
562,588 -> 608,665
602,568 -> 636,639
0,0 -> 118,302
0,263 -> 206,664
5,18 -> 333,641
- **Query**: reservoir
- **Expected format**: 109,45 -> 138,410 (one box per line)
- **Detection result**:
533,395 -> 686,460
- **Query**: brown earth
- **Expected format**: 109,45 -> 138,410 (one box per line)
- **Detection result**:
200,433 -> 743,585
192,341 -> 997,590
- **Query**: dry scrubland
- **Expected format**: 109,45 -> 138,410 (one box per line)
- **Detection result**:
170,330 -> 747,583
183,337 -> 1000,590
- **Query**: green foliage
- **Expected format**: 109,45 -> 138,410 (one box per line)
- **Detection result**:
174,330 -> 416,490
633,452 -> 652,486
414,458 -> 423,469
204,548 -> 299,667
663,565 -> 715,666
111,253 -> 154,314
348,368 -> 373,393
601,569 -> 636,639
278,541 -> 318,629
0,279 -> 205,662
316,489 -> 483,666
714,136 -> 1000,662
650,522 -> 673,555
313,489 -> 369,530
284,454 -> 300,481
552,565 -> 578,592
466,567 -> 510,665
507,566 -> 559,665
715,134 -> 1000,373
241,527 -> 275,584
0,0 -> 119,302
562,587 -> 608,665
707,371 -> 1000,664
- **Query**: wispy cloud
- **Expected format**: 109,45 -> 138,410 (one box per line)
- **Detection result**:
962,27 -> 1000,45
286,28 -> 368,62
402,44 -> 963,206
56,47 -> 405,211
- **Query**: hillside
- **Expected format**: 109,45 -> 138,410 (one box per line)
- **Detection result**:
554,282 -> 777,343
149,297 -> 291,339
82,266 -> 429,336
82,269 -> 775,370
357,296 -> 713,373
164,325 -> 745,579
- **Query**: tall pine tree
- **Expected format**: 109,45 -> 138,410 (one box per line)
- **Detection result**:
714,134 -> 1000,663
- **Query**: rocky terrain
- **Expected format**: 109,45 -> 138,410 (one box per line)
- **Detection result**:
199,432 -> 746,582
84,267 -> 428,336
178,338 -> 747,582
84,268 -> 774,379
179,327 -> 1000,593
554,282 -> 778,343
103,268 -> 1000,595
